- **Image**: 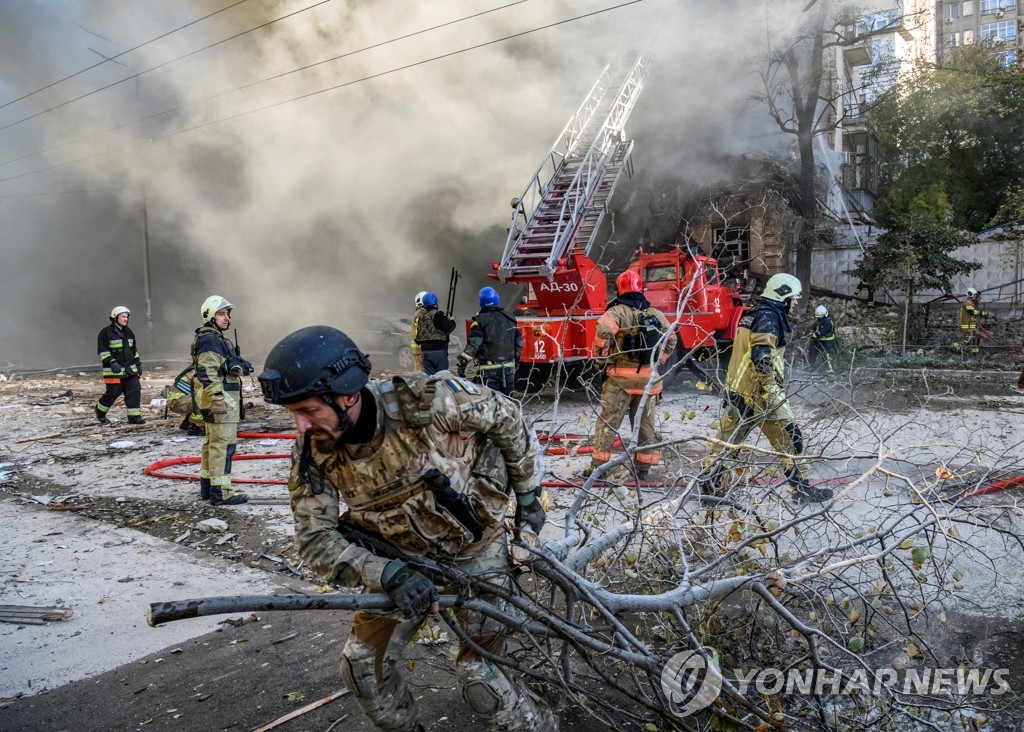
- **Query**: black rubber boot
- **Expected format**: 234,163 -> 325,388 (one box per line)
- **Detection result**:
210,486 -> 248,506
199,478 -> 211,502
128,415 -> 146,425
95,406 -> 108,423
636,467 -> 650,482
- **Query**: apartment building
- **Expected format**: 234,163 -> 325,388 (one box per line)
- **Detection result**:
939,0 -> 1022,65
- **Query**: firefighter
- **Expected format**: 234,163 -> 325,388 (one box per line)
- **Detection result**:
258,326 -> 556,732
853,254 -> 875,307
808,304 -> 836,374
192,295 -> 249,506
95,306 -> 145,424
410,291 -> 427,371
702,273 -> 833,504
457,287 -> 523,397
413,291 -> 457,376
583,271 -> 677,482
956,287 -> 992,356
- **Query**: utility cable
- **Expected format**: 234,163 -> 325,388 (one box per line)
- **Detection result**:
0,0 -> 531,170
0,0 -> 251,111
0,0 -> 645,186
0,0 -> 331,135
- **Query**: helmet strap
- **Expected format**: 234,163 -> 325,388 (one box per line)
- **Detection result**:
320,393 -> 355,442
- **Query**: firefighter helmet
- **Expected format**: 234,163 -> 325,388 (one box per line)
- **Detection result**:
201,295 -> 233,322
110,306 -> 130,321
762,274 -> 802,302
414,291 -> 428,308
815,305 -> 828,318
421,292 -> 439,309
258,326 -> 371,405
616,270 -> 643,295
479,287 -> 500,307
966,287 -> 978,298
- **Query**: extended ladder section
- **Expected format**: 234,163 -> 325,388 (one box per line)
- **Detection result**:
496,52 -> 652,282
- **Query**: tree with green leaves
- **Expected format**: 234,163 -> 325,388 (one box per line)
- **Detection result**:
872,45 -> 1024,232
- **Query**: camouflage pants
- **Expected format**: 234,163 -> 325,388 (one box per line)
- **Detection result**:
340,539 -> 556,732
590,378 -> 661,470
200,421 -> 238,494
708,390 -> 806,487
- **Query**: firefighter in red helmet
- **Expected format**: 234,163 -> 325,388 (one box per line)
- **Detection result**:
584,270 -> 676,482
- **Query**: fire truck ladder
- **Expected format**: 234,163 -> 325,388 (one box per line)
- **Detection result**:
496,51 -> 652,282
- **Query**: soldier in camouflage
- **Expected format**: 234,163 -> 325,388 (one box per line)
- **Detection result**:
258,326 -> 557,732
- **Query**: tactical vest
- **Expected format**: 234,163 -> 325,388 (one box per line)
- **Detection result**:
473,309 -> 518,363
414,309 -> 449,344
299,374 -> 511,559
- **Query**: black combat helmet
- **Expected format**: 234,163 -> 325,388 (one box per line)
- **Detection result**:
258,326 -> 371,405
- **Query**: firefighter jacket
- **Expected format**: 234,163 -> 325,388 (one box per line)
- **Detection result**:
462,306 -> 523,367
191,325 -> 241,423
287,373 -> 539,590
725,298 -> 791,401
959,296 -> 991,331
594,293 -> 676,396
812,316 -> 836,347
97,323 -> 141,380
413,307 -> 456,352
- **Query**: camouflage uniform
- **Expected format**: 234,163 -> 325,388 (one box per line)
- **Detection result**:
710,299 -> 807,488
288,372 -> 556,732
589,295 -> 676,473
192,325 -> 242,499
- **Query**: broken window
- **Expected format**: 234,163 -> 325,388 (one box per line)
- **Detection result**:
711,227 -> 750,277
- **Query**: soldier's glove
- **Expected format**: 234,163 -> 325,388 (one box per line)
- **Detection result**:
456,353 -> 471,378
514,488 -> 546,534
381,560 -> 437,619
210,400 -> 228,416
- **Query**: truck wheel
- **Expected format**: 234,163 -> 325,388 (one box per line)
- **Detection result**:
516,363 -> 552,395
397,346 -> 415,371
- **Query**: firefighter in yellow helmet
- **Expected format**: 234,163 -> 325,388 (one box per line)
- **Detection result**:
192,295 -> 250,505
96,306 -> 145,424
701,274 -> 833,504
584,270 -> 676,482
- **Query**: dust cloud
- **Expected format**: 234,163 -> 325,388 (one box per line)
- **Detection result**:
0,0 -> 800,369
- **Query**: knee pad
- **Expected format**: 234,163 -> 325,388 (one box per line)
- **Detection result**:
457,658 -> 512,717
340,640 -> 379,701
462,680 -> 501,716
784,423 -> 804,455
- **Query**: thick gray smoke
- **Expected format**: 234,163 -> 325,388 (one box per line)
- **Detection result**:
0,0 -> 803,369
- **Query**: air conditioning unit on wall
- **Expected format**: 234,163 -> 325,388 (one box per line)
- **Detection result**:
945,17 -> 954,23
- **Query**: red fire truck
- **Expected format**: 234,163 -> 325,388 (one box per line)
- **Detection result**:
488,53 -> 744,393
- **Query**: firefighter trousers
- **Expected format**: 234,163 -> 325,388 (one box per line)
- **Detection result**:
808,340 -> 835,373
708,391 -> 806,489
590,378 -> 661,471
97,375 -> 141,418
200,421 -> 238,495
339,540 -> 556,732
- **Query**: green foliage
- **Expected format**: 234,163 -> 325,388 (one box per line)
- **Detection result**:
850,213 -> 980,297
873,46 -> 1024,231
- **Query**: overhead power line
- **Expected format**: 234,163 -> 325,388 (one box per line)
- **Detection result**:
0,0 -> 331,135
0,0 -> 645,186
0,0 -> 251,111
0,0 -> 531,170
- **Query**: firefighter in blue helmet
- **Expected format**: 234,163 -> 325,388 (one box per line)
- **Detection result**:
96,306 -> 145,424
413,291 -> 457,375
458,287 -> 523,396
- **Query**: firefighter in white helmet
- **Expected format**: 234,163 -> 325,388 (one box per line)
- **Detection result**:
701,273 -> 833,504
191,295 -> 250,506
95,306 -> 145,424
808,304 -> 836,374
956,287 -> 992,356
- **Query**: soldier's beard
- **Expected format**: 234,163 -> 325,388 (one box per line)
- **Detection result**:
305,404 -> 354,451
